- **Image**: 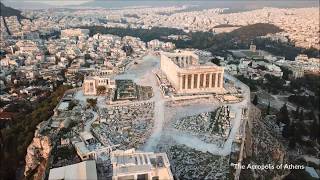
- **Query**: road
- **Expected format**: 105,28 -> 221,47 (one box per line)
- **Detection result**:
113,55 -> 167,151
143,73 -> 165,151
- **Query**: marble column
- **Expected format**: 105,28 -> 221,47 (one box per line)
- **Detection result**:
215,73 -> 218,88
194,74 -> 198,89
197,73 -> 200,88
217,73 -> 221,88
191,74 -> 194,89
211,73 -> 215,88
184,74 -> 188,90
179,74 -> 183,90
220,73 -> 223,88
209,73 -> 212,88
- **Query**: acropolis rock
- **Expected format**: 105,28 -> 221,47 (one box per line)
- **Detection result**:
24,130 -> 52,177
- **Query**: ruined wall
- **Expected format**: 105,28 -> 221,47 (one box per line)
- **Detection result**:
160,53 -> 180,90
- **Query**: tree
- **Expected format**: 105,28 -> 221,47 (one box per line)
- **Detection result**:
282,122 -> 294,138
310,116 -> 319,140
277,103 -> 290,125
211,58 -> 220,66
68,101 -> 77,110
86,98 -> 97,108
96,86 -> 106,95
252,94 -> 258,105
0,85 -> 71,180
282,123 -> 290,138
263,74 -> 286,94
279,66 -> 293,81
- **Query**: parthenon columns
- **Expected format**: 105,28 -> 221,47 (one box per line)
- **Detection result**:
184,74 -> 188,89
197,73 -> 200,89
191,74 -> 194,89
180,72 -> 223,90
209,73 -> 212,88
179,75 -> 183,90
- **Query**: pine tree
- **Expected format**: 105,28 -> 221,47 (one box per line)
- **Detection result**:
310,117 -> 319,140
278,103 -> 290,125
282,123 -> 290,138
283,121 -> 294,138
253,94 -> 258,105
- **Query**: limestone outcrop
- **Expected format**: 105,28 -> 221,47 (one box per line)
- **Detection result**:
241,105 -> 289,179
24,121 -> 53,178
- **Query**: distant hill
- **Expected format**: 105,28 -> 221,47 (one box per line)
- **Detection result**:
171,23 -> 283,51
204,23 -> 282,52
228,23 -> 282,41
0,2 -> 25,19
2,1 -> 55,9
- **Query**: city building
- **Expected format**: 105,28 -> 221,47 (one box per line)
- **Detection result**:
295,54 -> 309,61
160,51 -> 224,94
111,149 -> 174,180
249,44 -> 257,52
147,39 -> 175,51
290,67 -> 304,79
147,39 -> 161,49
82,75 -> 116,96
61,28 -> 90,38
74,141 -> 93,161
15,40 -> 41,54
48,160 -> 98,180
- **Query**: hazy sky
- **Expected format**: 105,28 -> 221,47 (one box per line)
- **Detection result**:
2,0 -> 319,9
31,1 -> 91,5
4,0 -> 91,6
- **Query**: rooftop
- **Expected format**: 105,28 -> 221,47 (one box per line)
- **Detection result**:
111,149 -> 173,180
48,160 -> 97,180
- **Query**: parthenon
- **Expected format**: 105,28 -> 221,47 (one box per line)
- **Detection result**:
160,51 -> 224,94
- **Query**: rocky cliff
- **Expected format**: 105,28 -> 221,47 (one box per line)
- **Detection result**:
24,120 -> 53,179
241,105 -> 289,179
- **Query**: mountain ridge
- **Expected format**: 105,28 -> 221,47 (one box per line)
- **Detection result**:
0,2 -> 25,19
